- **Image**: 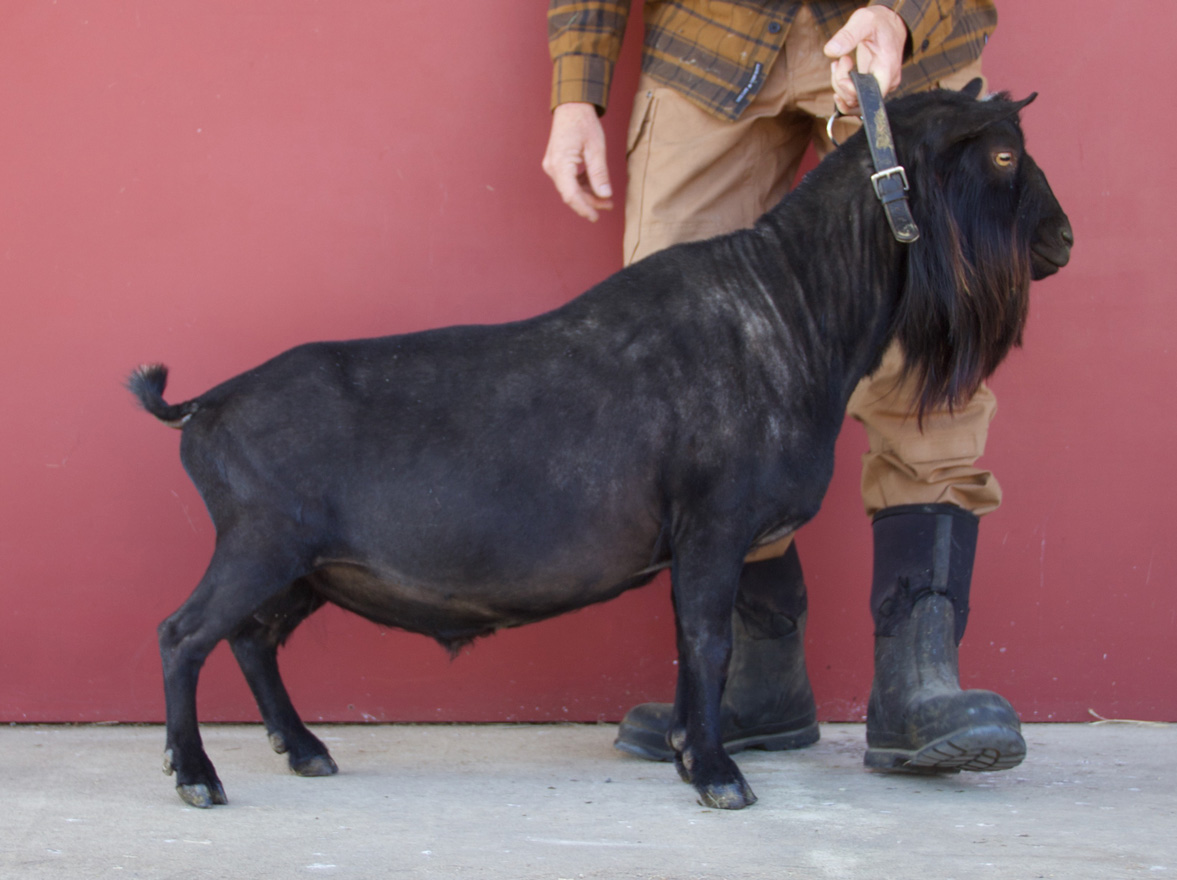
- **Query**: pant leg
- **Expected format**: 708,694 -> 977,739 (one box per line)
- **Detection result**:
846,58 -> 1000,518
622,76 -> 812,265
847,342 -> 1002,517
622,6 -> 836,266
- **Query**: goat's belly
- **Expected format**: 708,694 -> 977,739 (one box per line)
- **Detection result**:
305,557 -> 661,646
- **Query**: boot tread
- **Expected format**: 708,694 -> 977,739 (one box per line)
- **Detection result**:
864,723 -> 1026,774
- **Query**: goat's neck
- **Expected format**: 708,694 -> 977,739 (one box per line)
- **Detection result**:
750,160 -> 907,408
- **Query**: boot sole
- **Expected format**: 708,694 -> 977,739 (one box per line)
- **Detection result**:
614,721 -> 820,763
864,724 -> 1026,774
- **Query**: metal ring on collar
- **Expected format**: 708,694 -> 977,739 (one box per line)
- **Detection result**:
826,109 -> 845,147
826,108 -> 863,148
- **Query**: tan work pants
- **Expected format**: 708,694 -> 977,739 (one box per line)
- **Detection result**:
622,7 -> 998,559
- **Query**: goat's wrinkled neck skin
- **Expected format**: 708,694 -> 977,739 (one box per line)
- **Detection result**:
733,139 -> 906,412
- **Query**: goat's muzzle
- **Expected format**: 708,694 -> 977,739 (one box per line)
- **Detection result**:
1030,217 -> 1073,279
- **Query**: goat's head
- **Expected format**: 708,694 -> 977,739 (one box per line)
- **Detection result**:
883,83 -> 1073,418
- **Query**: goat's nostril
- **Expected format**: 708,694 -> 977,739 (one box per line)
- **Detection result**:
1061,226 -> 1074,246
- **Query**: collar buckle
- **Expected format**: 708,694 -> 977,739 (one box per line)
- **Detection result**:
870,165 -> 910,201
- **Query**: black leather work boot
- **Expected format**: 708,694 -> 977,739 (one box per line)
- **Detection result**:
864,504 -> 1025,773
613,543 -> 820,762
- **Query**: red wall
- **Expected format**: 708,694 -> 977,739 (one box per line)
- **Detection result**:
1,1 -> 1172,724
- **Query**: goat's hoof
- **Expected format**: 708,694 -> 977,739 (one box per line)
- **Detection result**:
177,781 -> 228,808
291,754 -> 338,777
696,780 -> 758,810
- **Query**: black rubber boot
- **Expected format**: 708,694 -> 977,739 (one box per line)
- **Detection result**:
614,544 -> 820,762
864,504 -> 1025,774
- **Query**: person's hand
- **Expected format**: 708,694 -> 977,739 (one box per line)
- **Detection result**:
542,102 -> 613,222
823,6 -> 908,114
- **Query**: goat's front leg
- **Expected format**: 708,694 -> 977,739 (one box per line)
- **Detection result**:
668,546 -> 757,809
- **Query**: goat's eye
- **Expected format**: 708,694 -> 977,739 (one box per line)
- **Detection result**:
993,151 -> 1016,169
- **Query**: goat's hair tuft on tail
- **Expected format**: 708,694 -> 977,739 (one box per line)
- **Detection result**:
127,363 -> 199,428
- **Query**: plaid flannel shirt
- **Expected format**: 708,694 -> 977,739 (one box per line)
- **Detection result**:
549,1 -> 997,121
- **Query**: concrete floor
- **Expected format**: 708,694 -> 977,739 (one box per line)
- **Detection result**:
0,722 -> 1172,879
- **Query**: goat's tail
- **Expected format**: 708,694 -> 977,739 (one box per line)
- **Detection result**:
126,364 -> 199,429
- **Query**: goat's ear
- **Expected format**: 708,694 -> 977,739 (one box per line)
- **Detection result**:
943,92 -> 1037,145
960,77 -> 985,100
983,92 -> 1037,129
1008,92 -> 1037,112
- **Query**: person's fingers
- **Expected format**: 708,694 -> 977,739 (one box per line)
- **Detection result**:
542,103 -> 614,221
830,55 -> 859,114
581,134 -> 613,202
824,7 -> 907,113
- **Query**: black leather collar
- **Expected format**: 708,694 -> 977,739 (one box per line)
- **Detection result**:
848,70 -> 920,244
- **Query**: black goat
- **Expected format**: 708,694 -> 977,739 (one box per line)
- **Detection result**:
129,85 -> 1072,810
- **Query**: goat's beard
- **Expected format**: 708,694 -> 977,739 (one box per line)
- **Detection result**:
894,173 -> 1033,422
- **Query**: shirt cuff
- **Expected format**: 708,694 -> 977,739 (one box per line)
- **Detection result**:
551,53 -> 614,113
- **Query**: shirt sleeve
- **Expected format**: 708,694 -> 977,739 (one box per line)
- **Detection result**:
870,0 -> 956,63
548,1 -> 631,113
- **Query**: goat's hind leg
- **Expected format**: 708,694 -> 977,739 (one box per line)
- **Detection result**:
158,537 -> 312,808
229,578 -> 338,777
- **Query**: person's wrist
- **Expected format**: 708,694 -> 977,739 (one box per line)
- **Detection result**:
554,101 -> 601,119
